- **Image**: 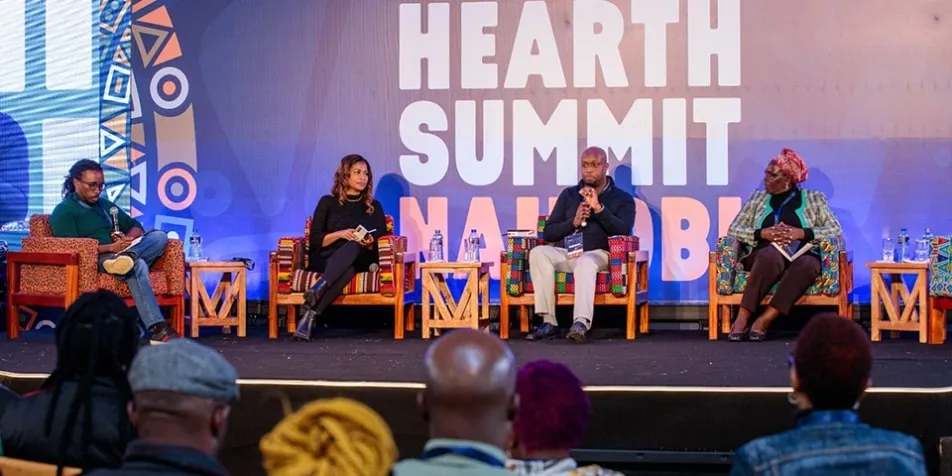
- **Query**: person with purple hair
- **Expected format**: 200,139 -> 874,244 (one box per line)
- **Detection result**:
506,360 -> 622,475
730,314 -> 927,475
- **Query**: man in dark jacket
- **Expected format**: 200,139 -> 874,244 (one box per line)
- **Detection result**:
526,147 -> 635,344
84,339 -> 238,476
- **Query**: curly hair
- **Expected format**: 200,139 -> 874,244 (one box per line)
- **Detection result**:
793,313 -> 872,410
513,360 -> 590,453
330,154 -> 374,214
62,159 -> 103,197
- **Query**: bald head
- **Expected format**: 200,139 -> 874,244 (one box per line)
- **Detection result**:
420,330 -> 517,446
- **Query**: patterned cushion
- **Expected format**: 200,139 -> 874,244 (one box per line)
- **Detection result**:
931,236 -> 952,298
29,214 -> 54,237
289,269 -> 380,294
525,271 -> 616,294
719,236 -> 843,297
100,271 -> 169,297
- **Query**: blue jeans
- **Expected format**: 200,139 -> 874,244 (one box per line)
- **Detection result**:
97,230 -> 169,329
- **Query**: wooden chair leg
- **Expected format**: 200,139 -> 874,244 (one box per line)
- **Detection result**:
405,303 -> 416,332
175,296 -> 186,335
499,296 -> 510,340
394,299 -> 405,340
639,302 -> 649,334
625,301 -> 636,340
708,297 -> 718,340
519,305 -> 530,333
929,306 -> 946,345
721,305 -> 731,334
268,296 -> 279,339
286,305 -> 296,333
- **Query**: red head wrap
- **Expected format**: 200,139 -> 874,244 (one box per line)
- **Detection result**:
770,148 -> 809,184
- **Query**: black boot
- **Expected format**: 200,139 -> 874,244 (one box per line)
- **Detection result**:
303,277 -> 328,311
293,310 -> 318,341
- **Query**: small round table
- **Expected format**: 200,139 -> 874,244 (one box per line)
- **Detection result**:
186,260 -> 247,338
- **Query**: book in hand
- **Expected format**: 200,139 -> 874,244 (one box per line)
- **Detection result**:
771,240 -> 813,261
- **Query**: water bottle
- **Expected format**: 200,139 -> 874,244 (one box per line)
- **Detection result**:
428,229 -> 444,262
188,228 -> 204,261
881,236 -> 894,262
896,228 -> 909,262
917,227 -> 934,262
465,229 -> 481,263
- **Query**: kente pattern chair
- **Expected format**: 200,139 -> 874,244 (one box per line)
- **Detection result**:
5,215 -> 186,339
267,215 -> 416,339
928,235 -> 951,344
707,236 -> 853,340
499,216 -> 649,340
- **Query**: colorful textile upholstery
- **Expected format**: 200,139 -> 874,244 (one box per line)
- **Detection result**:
5,215 -> 185,340
267,214 -> 415,339
707,234 -> 853,340
928,235 -> 951,345
499,215 -> 649,340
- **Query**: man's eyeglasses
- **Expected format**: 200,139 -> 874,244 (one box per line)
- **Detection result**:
79,180 -> 105,191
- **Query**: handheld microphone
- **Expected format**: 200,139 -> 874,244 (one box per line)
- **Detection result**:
109,207 -> 120,235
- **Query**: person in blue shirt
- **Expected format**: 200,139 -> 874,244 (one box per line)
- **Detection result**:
0,111 -> 29,227
730,314 -> 927,475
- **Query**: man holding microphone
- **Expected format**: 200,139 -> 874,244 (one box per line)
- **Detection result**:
525,147 -> 635,344
50,159 -> 179,344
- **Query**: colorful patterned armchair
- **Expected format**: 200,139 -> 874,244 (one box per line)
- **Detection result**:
928,235 -> 951,344
707,235 -> 853,340
5,215 -> 186,339
498,216 -> 649,340
267,215 -> 415,339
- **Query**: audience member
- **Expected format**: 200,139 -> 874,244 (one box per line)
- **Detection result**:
260,396 -> 397,476
506,361 -> 622,475
730,314 -> 928,475
84,339 -> 238,476
0,291 -> 139,473
392,329 -> 517,476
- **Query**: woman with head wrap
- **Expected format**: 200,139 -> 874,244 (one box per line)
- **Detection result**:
260,397 -> 397,476
725,149 -> 843,341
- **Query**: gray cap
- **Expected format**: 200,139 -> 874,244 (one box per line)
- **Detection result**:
129,339 -> 239,402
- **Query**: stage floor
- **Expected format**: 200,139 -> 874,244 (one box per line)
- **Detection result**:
3,327 -> 952,388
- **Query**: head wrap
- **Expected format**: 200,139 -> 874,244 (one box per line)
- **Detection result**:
770,148 -> 809,184
260,397 -> 397,476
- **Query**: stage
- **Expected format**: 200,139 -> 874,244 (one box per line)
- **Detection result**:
2,328 -> 951,475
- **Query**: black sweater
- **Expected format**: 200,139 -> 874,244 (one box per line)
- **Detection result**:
542,177 -> 635,251
307,194 -> 387,272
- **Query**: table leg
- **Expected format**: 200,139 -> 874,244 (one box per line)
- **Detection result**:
480,270 -> 489,328
870,271 -> 882,341
915,270 -> 927,344
238,267 -> 247,338
421,271 -> 432,339
190,271 -> 200,338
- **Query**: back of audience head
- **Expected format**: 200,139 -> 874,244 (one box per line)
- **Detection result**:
260,396 -> 397,476
44,290 -> 139,472
791,313 -> 872,411
127,338 -> 239,458
510,360 -> 590,459
419,329 -> 518,450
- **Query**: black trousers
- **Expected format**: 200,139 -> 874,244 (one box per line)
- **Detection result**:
740,245 -> 821,315
310,241 -> 375,314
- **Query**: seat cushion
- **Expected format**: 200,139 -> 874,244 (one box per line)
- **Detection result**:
525,271 -> 616,294
99,271 -> 168,297
289,269 -> 380,294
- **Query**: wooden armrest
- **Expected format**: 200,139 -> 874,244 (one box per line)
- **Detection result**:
394,252 -> 414,264
268,251 -> 279,263
629,250 -> 649,263
841,250 -> 853,263
6,251 -> 79,266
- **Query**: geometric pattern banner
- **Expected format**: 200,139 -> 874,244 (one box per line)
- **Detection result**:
99,0 -> 133,209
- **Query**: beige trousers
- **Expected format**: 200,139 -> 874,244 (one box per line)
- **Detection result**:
528,245 -> 610,328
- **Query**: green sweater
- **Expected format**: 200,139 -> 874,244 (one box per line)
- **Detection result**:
49,193 -> 144,245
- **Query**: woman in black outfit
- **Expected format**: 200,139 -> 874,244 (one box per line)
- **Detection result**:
294,154 -> 387,341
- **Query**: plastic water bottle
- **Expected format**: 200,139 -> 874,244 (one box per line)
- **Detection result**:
188,228 -> 204,261
896,228 -> 910,262
881,236 -> 894,262
916,228 -> 934,262
428,230 -> 444,262
465,229 -> 481,262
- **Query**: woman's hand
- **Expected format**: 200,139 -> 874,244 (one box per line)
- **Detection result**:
335,229 -> 358,241
360,234 -> 375,248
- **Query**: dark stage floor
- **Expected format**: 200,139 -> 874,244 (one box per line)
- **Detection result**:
3,328 -> 952,388
3,327 -> 952,475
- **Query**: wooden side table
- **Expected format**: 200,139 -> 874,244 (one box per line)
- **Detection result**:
867,261 -> 936,343
186,261 -> 247,338
420,261 -> 491,339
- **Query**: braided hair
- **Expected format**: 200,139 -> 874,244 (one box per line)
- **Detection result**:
43,290 -> 140,475
62,159 -> 103,197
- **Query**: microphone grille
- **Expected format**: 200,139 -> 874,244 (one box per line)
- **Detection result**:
109,206 -> 118,215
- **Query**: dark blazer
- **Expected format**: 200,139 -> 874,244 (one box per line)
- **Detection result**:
542,176 -> 635,252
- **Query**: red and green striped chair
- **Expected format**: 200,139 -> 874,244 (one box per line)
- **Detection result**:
268,215 -> 415,339
499,216 -> 649,340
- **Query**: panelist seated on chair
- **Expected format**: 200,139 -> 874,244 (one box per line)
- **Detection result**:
726,149 -> 843,342
527,146 -> 635,344
49,159 -> 179,344
294,154 -> 387,341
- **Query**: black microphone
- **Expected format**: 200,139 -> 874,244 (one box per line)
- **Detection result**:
109,206 -> 120,235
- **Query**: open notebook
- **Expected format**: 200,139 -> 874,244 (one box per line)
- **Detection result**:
772,240 -> 814,261
116,236 -> 143,254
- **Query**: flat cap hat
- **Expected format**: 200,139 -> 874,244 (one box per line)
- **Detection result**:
129,339 -> 239,402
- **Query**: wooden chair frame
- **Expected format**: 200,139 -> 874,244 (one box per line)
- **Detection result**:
5,251 -> 185,339
707,250 -> 854,340
499,250 -> 650,340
